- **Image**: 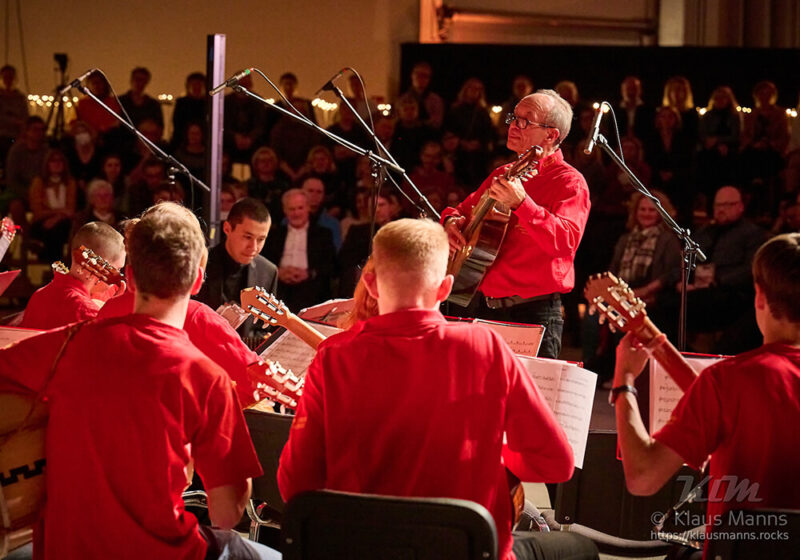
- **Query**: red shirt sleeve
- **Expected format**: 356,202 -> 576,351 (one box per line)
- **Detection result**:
190,365 -> 263,489
653,365 -> 724,470
500,341 -> 574,483
277,348 -> 328,502
0,326 -> 76,394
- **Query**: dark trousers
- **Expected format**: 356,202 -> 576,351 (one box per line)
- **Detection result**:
446,293 -> 564,359
512,531 -> 599,560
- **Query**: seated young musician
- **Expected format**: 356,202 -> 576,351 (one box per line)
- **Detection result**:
0,202 -> 279,559
278,218 -> 598,560
98,214 -> 262,407
21,221 -> 125,329
612,232 -> 800,551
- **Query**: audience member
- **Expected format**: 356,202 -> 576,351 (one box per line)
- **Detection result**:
391,95 -> 438,175
300,176 -> 342,250
325,103 -> 370,182
617,75 -> 655,146
298,145 -> 346,216
262,189 -> 336,313
70,179 -> 123,237
697,86 -> 741,197
173,121 -> 206,179
126,158 -> 167,217
445,77 -> 495,187
75,73 -> 122,137
397,61 -> 445,130
269,72 -> 323,180
223,72 -> 265,164
339,186 -> 371,241
98,152 -> 125,204
171,72 -> 206,149
661,75 -> 698,144
63,120 -> 103,189
409,140 -> 455,202
118,66 -> 164,128
246,146 -> 290,222
0,64 -> 28,166
646,106 -> 695,223
28,148 -> 78,262
338,191 -> 393,296
3,116 -> 48,219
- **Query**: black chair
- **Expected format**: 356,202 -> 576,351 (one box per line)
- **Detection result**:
243,407 -> 294,546
552,430 -> 706,556
281,490 -> 498,560
705,508 -> 800,559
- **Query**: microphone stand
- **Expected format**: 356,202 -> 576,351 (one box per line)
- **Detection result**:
73,84 -> 210,195
324,84 -> 440,221
592,132 -> 706,351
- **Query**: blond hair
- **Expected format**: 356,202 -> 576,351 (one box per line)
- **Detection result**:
71,221 -> 125,265
128,202 -> 205,298
371,219 -> 448,292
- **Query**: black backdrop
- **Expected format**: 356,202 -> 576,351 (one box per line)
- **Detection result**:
399,43 -> 800,109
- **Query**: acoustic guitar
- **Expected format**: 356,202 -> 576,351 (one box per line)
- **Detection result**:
584,272 -> 698,392
0,217 -> 18,265
246,360 -> 304,410
72,245 -> 125,289
239,287 -> 526,526
446,146 -> 543,307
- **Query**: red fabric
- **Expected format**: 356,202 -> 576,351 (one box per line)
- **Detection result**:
21,272 -> 99,329
277,309 -> 574,560
98,291 -> 260,405
0,314 -> 262,559
441,149 -> 590,298
76,96 -> 123,133
654,343 -> 800,538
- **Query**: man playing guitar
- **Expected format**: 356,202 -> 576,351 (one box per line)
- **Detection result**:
442,90 -> 590,359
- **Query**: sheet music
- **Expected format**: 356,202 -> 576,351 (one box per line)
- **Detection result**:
473,318 -> 544,357
297,298 -> 354,327
0,269 -> 20,298
649,355 -> 725,433
0,326 -> 43,349
259,322 -> 342,377
517,356 -> 596,468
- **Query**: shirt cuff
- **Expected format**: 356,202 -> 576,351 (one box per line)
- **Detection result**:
513,196 -> 540,223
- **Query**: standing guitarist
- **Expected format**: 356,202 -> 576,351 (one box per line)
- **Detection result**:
442,90 -> 590,358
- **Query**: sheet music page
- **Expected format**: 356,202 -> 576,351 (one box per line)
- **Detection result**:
517,356 -> 596,468
297,298 -> 354,327
0,326 -> 43,349
259,322 -> 342,377
649,355 -> 725,433
473,318 -> 545,357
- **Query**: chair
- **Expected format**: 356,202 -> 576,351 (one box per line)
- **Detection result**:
281,490 -> 498,560
705,508 -> 800,559
243,407 -> 294,546
552,430 -> 706,556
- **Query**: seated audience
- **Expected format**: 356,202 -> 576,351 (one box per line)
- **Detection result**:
29,149 -> 78,262
269,72 -> 323,180
223,72 -> 265,164
300,176 -> 342,250
338,191 -> 393,296
171,72 -> 206,149
697,86 -> 741,199
397,61 -> 445,130
71,179 -> 123,238
3,116 -> 47,224
278,218 -> 598,560
62,120 -> 103,190
22,221 -> 124,329
445,78 -> 495,187
246,146 -> 290,221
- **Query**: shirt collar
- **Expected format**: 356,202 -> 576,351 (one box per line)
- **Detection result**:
358,308 -> 447,335
55,270 -> 91,296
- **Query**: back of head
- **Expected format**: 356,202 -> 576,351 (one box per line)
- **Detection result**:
227,197 -> 270,229
753,233 -> 800,323
371,219 -> 449,295
71,222 -> 125,266
128,202 -> 206,299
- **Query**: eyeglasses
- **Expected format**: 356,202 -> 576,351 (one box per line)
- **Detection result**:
713,201 -> 742,208
505,113 -> 556,130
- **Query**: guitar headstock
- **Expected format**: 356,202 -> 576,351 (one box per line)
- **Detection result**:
52,261 -> 69,275
505,145 -> 543,182
73,245 -> 125,287
247,359 -> 304,408
584,272 -> 648,334
240,286 -> 290,327
1,217 -> 17,242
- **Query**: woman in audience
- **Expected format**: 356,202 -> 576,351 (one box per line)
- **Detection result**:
98,153 -> 126,205
174,121 -> 206,179
70,179 -> 123,238
63,120 -> 103,192
29,149 -> 78,262
661,75 -> 698,144
299,145 -> 346,217
697,86 -> 741,197
445,77 -> 495,187
171,72 -> 206,149
246,146 -> 290,220
647,106 -> 695,224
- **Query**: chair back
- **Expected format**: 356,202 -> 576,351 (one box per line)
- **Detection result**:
243,408 -> 294,517
705,508 -> 800,559
281,489 -> 498,560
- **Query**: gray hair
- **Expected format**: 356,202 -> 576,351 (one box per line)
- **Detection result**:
535,89 -> 573,145
86,179 -> 113,200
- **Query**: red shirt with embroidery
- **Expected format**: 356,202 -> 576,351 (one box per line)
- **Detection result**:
277,309 -> 574,560
441,149 -> 590,298
98,290 -> 260,405
21,272 -> 99,329
0,314 -> 262,559
653,343 -> 800,546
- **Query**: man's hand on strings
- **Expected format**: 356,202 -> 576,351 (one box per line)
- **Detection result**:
444,215 -> 467,254
488,176 -> 526,210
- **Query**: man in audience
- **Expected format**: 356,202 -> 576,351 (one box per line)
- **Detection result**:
70,179 -> 123,236
22,221 -> 125,329
612,232 -> 800,547
300,176 -> 341,250
278,218 -> 598,560
196,197 -> 277,336
0,202 -> 278,559
224,72 -> 265,164
685,185 -> 767,353
338,192 -> 394,296
126,158 -> 167,217
262,189 -> 336,313
397,61 -> 444,130
119,66 -> 164,128
0,64 -> 28,166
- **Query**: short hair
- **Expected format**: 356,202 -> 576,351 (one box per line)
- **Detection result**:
251,146 -> 278,169
227,197 -> 270,228
128,202 -> 205,299
371,219 -> 449,292
185,72 -> 205,84
86,179 -> 113,200
71,222 -> 125,264
0,64 -> 15,74
282,188 -> 308,205
534,89 -> 573,144
131,67 -> 151,80
752,233 -> 800,323
280,72 -> 298,83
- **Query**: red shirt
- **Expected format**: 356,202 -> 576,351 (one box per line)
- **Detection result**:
441,149 -> 590,298
98,290 -> 260,405
654,343 -> 800,540
277,309 -> 574,560
0,314 -> 262,560
21,272 -> 99,329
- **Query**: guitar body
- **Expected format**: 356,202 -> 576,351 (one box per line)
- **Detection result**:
447,204 -> 511,307
0,394 -> 48,557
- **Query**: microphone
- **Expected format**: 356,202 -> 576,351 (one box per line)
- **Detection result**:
314,68 -> 347,97
583,102 -> 608,155
58,68 -> 97,95
209,68 -> 252,96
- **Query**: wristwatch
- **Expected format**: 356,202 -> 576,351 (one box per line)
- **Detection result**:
608,384 -> 638,406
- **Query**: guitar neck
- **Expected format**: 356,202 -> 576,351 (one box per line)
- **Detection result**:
634,317 -> 698,392
281,313 -> 327,350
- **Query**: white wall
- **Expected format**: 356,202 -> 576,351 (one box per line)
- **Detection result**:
4,0 -> 418,100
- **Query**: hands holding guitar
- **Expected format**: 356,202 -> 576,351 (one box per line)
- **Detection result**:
487,176 -> 526,210
444,215 -> 467,255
